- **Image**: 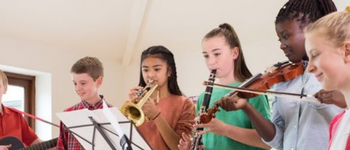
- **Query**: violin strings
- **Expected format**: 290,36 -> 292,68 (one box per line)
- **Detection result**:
204,82 -> 319,103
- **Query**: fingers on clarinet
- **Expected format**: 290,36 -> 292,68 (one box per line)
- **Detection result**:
183,133 -> 190,139
198,130 -> 204,135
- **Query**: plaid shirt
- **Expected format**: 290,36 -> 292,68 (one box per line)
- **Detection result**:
56,96 -> 112,150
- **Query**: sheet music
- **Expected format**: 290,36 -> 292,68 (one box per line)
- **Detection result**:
57,107 -> 151,150
103,101 -> 125,139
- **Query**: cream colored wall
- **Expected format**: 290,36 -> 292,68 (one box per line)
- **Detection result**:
0,35 -> 123,139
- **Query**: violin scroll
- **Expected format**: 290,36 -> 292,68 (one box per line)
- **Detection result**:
200,105 -> 219,124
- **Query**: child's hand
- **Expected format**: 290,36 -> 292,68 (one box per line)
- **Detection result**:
127,86 -> 143,102
141,98 -> 160,120
0,145 -> 11,150
215,95 -> 248,111
178,133 -> 191,150
315,89 -> 346,108
195,118 -> 227,136
178,133 -> 205,150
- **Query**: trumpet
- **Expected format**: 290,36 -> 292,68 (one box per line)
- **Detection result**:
120,78 -> 159,127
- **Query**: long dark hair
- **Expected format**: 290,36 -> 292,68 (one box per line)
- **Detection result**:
138,45 -> 183,96
204,23 -> 252,82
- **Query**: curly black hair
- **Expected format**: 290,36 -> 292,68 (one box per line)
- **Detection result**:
275,0 -> 337,25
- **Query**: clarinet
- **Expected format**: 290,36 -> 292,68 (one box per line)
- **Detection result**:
190,69 -> 216,150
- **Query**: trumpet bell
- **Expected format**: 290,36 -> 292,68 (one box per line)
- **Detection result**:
120,101 -> 145,126
120,83 -> 159,127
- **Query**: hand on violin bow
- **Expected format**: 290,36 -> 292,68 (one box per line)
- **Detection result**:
214,95 -> 248,111
315,89 -> 346,108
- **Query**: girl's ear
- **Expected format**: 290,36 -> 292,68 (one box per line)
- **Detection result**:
344,41 -> 350,63
167,67 -> 172,78
3,84 -> 7,94
232,47 -> 239,60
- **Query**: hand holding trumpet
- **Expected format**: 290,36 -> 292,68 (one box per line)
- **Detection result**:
127,86 -> 160,120
141,98 -> 161,120
127,86 -> 143,102
121,78 -> 160,126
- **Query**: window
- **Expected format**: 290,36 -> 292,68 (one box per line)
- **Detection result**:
3,85 -> 25,111
2,72 -> 35,129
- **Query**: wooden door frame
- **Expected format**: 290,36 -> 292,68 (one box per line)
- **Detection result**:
4,72 -> 36,130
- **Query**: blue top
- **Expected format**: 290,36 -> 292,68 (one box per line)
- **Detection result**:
264,62 -> 343,150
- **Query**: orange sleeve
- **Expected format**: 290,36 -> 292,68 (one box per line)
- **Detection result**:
175,97 -> 196,136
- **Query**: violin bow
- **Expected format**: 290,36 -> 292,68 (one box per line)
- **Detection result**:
203,81 -> 319,103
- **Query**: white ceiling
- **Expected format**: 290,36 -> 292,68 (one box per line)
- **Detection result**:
0,0 -> 347,65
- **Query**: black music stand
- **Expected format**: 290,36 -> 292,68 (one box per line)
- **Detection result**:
56,107 -> 151,150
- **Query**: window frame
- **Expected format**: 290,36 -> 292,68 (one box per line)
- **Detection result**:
4,72 -> 36,130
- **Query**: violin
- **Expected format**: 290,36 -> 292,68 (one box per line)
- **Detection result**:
199,61 -> 306,123
236,61 -> 304,99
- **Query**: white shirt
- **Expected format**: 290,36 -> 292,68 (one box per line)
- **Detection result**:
329,109 -> 350,150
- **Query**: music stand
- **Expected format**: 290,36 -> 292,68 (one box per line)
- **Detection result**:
56,105 -> 151,150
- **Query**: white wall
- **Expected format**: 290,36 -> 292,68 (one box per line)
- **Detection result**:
0,35 -> 123,139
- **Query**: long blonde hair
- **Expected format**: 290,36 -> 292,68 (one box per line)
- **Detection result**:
306,7 -> 350,48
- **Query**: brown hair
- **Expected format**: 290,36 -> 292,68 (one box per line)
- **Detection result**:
203,23 -> 252,82
71,56 -> 104,81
